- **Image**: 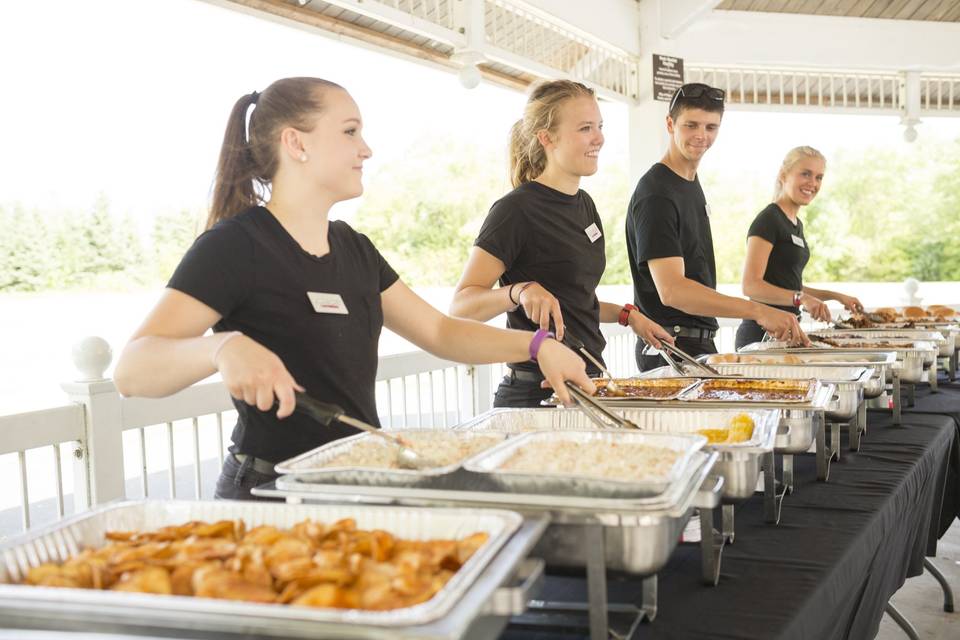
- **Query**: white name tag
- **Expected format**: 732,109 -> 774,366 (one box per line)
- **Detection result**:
584,222 -> 602,243
705,203 -> 712,217
791,234 -> 805,248
307,292 -> 349,315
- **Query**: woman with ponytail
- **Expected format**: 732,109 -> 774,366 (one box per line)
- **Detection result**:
450,80 -> 673,408
114,78 -> 593,499
734,146 -> 863,349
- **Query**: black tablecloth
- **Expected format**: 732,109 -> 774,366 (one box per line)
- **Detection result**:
503,387 -> 960,640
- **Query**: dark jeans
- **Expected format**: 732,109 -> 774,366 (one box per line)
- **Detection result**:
735,319 -> 767,350
214,453 -> 280,501
493,374 -> 554,408
636,336 -> 717,372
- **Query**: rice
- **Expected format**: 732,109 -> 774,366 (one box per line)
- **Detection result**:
321,431 -> 504,469
498,440 -> 680,482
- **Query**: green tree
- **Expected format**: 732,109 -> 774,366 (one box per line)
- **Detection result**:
153,208 -> 203,281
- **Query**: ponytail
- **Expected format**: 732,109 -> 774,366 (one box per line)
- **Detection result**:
207,77 -> 344,230
208,92 -> 262,229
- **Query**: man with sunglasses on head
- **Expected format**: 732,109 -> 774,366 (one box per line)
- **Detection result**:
625,83 -> 808,371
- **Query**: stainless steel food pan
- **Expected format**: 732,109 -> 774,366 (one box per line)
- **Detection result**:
738,341 -> 933,384
265,451 -> 722,575
812,329 -> 949,357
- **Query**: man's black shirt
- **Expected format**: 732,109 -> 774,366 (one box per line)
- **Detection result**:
625,163 -> 718,331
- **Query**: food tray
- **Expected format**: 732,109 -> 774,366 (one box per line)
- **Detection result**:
457,407 -> 778,502
591,377 -> 702,400
262,450 -> 721,575
461,430 -> 704,500
0,500 -> 523,632
275,430 -> 508,486
677,378 -> 819,404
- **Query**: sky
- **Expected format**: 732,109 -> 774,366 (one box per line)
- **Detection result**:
2,0 -> 960,224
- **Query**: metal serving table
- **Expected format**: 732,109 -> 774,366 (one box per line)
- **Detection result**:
255,450 -> 723,640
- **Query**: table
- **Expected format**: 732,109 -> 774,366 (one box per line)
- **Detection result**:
503,388 -> 960,640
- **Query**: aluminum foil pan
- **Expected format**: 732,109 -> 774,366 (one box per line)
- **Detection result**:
0,500 -> 522,631
462,430 -> 705,500
677,378 -> 820,404
275,430 -> 508,486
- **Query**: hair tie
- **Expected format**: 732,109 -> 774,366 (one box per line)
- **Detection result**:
250,90 -> 259,104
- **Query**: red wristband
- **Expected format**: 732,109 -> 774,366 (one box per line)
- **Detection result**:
528,328 -> 555,362
619,304 -> 638,326
792,291 -> 802,307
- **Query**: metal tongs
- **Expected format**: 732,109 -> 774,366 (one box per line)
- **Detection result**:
564,381 -> 640,430
293,391 -> 439,470
563,331 -> 622,394
658,341 -> 722,377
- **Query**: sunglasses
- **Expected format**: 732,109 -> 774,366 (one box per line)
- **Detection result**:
669,85 -> 726,113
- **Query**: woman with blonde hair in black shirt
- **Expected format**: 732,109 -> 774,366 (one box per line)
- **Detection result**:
113,77 -> 593,499
450,79 -> 673,408
735,145 -> 863,349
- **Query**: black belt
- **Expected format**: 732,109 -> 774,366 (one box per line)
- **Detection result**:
233,453 -> 278,475
670,326 -> 717,340
507,367 -> 601,383
507,368 -> 545,383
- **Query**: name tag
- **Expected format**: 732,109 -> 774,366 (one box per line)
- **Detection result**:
791,234 -> 805,248
705,203 -> 712,217
584,223 -> 602,243
307,292 -> 349,315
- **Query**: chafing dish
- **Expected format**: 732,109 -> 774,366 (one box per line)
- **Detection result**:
462,430 -> 704,500
260,446 -> 720,576
0,500 -> 541,639
813,329 -> 950,357
670,364 -> 870,422
457,407 -> 777,504
698,353 -> 890,399
740,341 -> 934,384
275,430 -> 507,487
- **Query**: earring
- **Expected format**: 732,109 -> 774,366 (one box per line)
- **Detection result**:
299,153 -> 308,163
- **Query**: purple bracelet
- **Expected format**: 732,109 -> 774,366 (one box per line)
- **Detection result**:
528,328 -> 555,362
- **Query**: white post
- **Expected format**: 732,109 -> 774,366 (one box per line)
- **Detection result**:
61,336 -> 126,509
628,0 -> 672,185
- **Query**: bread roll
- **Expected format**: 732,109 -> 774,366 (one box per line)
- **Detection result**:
902,306 -> 926,318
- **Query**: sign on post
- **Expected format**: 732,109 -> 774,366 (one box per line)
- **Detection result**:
653,54 -> 684,102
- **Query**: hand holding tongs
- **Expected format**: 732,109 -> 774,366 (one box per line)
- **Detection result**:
293,391 -> 438,470
564,381 -> 640,430
562,330 -> 622,394
658,341 -> 722,377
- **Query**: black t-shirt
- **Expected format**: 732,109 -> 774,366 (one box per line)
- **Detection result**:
168,206 -> 399,462
747,203 -> 810,314
625,163 -> 719,331
475,181 -> 606,373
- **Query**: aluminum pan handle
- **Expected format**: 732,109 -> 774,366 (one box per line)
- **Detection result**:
692,474 -> 725,510
481,557 -> 545,616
